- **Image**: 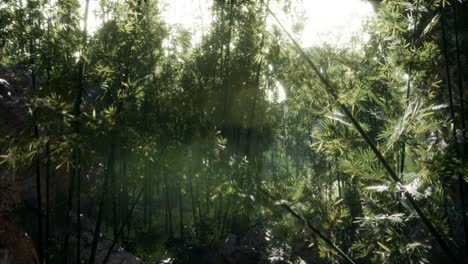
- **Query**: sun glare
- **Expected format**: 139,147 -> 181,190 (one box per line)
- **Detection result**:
268,0 -> 374,48
299,0 -> 374,47
84,0 -> 374,48
159,0 -> 212,45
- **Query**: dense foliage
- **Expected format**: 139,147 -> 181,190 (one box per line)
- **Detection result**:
1,0 -> 467,263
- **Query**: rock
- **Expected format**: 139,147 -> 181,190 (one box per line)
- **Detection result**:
0,78 -> 11,93
0,217 -> 39,264
221,234 -> 238,258
187,246 -> 221,264
221,234 -> 260,264
77,215 -> 142,264
80,232 -> 143,264
153,257 -> 175,264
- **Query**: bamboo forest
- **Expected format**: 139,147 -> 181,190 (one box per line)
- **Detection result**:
1,0 -> 468,263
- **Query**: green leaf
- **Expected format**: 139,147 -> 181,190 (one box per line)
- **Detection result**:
377,241 -> 391,252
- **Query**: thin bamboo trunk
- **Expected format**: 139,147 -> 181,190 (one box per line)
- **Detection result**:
148,167 -> 154,231
165,173 -> 168,234
165,170 -> 173,237
88,141 -> 114,264
189,175 -> 197,226
62,165 -> 74,263
216,194 -> 223,237
112,170 -> 119,240
45,139 -> 50,264
44,4 -> 52,262
221,0 -> 234,138
220,200 -> 230,239
74,0 -> 89,261
34,129 -> 43,264
453,0 -> 466,131
121,157 -> 128,245
27,1 -> 43,261
197,193 -> 203,225
441,8 -> 468,257
178,179 -> 184,240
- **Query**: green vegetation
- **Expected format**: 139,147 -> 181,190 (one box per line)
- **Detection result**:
1,0 -> 467,263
